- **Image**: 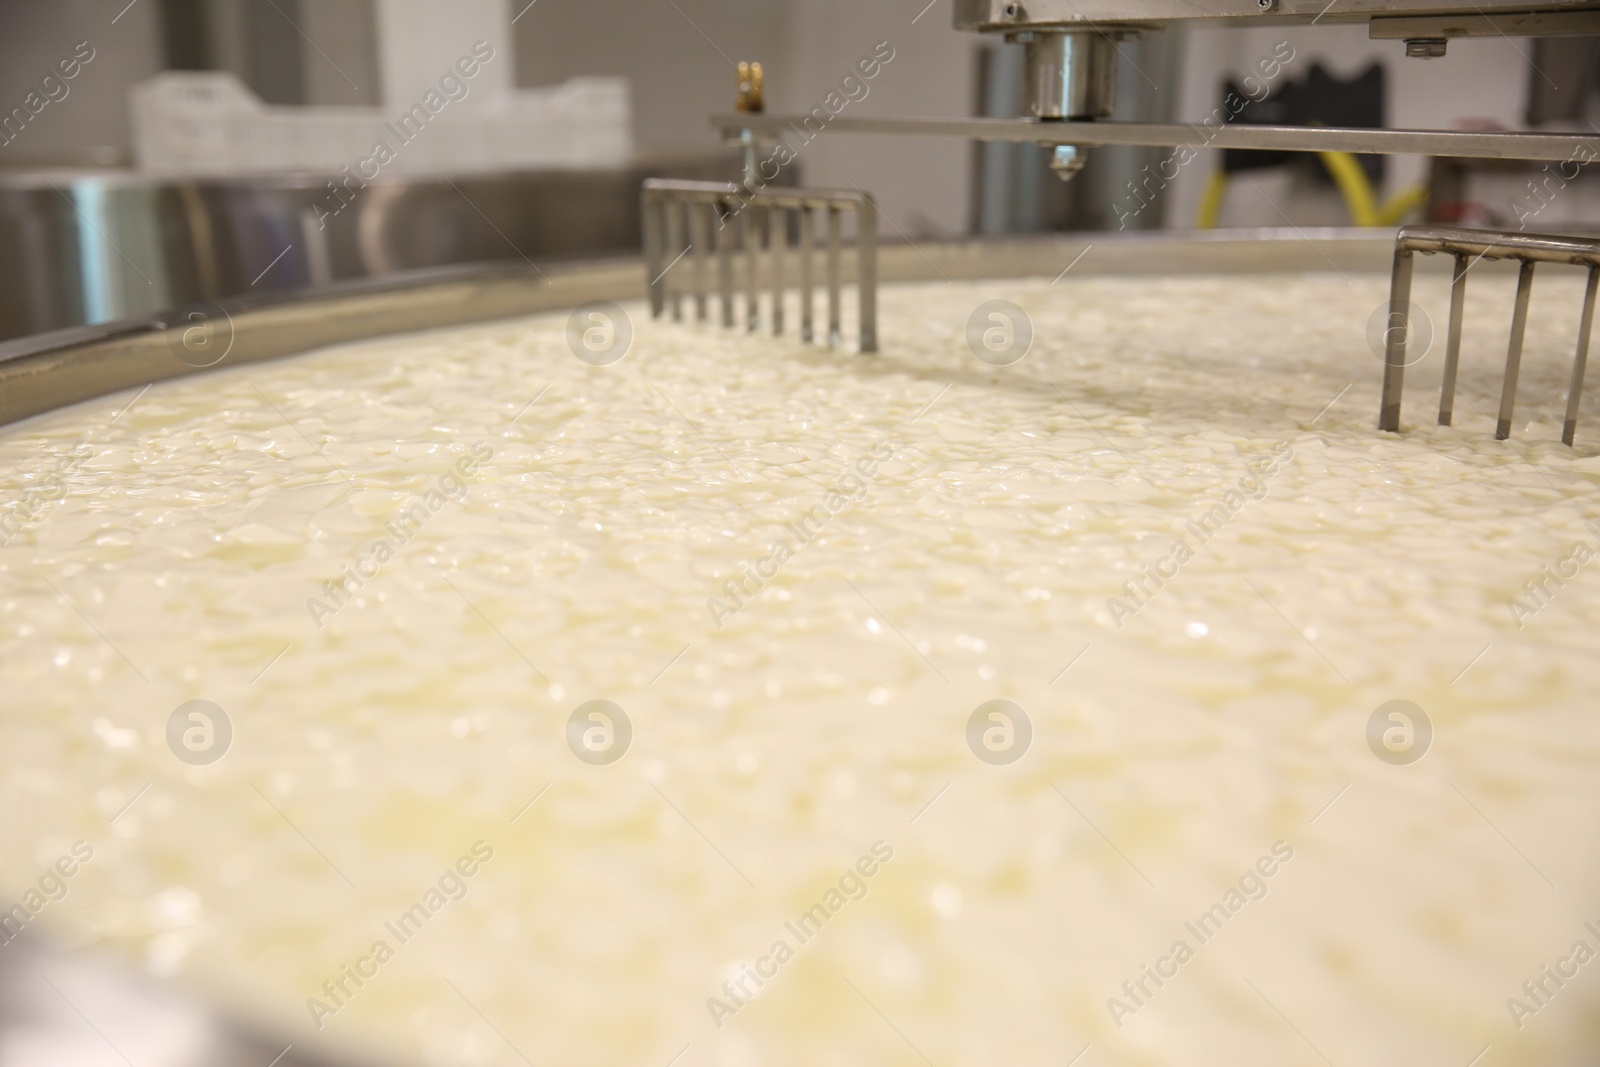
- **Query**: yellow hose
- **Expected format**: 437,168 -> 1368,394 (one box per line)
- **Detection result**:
1377,184 -> 1429,226
1319,150 -> 1429,227
1195,170 -> 1228,230
1196,153 -> 1428,229
1318,150 -> 1383,226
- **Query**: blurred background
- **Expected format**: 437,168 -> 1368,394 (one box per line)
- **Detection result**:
1,0 -> 1597,342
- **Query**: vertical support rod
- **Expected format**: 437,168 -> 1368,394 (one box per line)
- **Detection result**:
744,204 -> 759,333
1437,252 -> 1468,427
1564,265 -> 1599,447
1497,259 -> 1537,441
770,203 -> 785,336
718,199 -> 735,328
799,204 -> 815,344
826,204 -> 842,349
665,198 -> 684,323
692,198 -> 709,323
643,189 -> 665,319
857,194 -> 878,354
1378,248 -> 1414,432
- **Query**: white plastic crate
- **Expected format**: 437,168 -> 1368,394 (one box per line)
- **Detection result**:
130,72 -> 632,177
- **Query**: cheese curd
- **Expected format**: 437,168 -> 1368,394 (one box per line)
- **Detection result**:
2,269 -> 1599,1067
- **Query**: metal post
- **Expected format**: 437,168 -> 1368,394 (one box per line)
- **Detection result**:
799,204 -> 815,344
1437,253 -> 1468,427
826,204 -> 842,349
770,203 -> 784,336
1564,265 -> 1599,446
1379,247 -> 1414,432
692,198 -> 709,323
744,204 -> 759,333
1497,259 -> 1537,440
858,194 -> 878,354
642,188 -> 665,319
718,200 -> 734,329
665,198 -> 684,323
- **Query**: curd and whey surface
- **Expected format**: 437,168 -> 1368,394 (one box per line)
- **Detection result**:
2,270 -> 1599,1066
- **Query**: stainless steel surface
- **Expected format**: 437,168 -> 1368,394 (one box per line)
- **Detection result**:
0,160 -> 738,345
858,202 -> 879,355
693,204 -> 711,324
1016,31 -> 1117,183
0,936 -> 381,1067
639,179 -> 879,354
952,0 -> 1600,28
745,206 -> 759,332
1438,253 -> 1468,427
1566,268 -> 1599,446
1381,242 -> 1416,435
770,204 -> 785,336
1379,225 -> 1600,442
827,206 -> 843,348
800,208 -> 816,343
1019,32 -> 1118,120
643,187 -> 666,320
715,113 -> 1600,163
1392,226 -> 1600,263
1498,260 -> 1538,439
0,257 -> 637,430
719,211 -> 735,329
668,202 -> 686,324
1369,9 -> 1600,36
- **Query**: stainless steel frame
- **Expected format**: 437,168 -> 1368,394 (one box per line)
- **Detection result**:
0,161 -> 739,346
641,179 -> 878,353
930,0 -> 1600,178
0,258 -> 638,430
952,0 -> 1600,28
714,113 -> 1600,165
1379,225 -> 1600,444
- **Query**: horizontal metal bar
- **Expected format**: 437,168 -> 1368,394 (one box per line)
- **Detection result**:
642,179 -> 739,197
644,178 -> 869,210
714,114 -> 1598,164
1370,10 -> 1600,37
1397,224 -> 1600,266
954,0 -> 1591,28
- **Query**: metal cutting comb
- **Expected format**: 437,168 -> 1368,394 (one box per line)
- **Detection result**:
640,59 -> 878,354
640,179 -> 878,354
1380,225 -> 1600,446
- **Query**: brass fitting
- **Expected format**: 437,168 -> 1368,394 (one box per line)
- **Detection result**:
736,61 -> 765,113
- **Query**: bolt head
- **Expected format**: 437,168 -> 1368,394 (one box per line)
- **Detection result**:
1404,37 -> 1449,58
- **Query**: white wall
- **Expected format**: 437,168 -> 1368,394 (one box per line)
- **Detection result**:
777,0 -> 977,239
375,0 -> 513,106
511,0 -> 791,157
511,0 -> 975,239
302,0 -> 381,107
0,0 -> 164,167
